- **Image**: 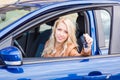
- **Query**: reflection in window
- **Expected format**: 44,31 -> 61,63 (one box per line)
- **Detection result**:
100,10 -> 110,47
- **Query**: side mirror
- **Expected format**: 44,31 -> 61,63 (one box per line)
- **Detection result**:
0,46 -> 22,66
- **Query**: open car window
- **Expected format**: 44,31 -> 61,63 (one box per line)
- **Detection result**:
13,12 -> 88,58
12,6 -> 113,58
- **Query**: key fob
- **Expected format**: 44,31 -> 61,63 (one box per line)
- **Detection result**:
80,35 -> 88,48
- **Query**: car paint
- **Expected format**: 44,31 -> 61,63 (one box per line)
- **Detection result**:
0,0 -> 120,80
0,56 -> 120,79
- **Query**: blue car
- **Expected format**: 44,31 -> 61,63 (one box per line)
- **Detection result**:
0,0 -> 120,80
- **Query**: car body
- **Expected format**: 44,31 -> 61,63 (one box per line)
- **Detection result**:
0,0 -> 120,80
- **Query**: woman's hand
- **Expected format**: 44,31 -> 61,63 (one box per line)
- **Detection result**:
83,33 -> 93,54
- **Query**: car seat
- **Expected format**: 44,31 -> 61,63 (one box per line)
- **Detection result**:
35,20 -> 55,57
76,12 -> 85,53
35,29 -> 52,57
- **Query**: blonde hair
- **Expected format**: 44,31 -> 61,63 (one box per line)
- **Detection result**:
42,16 -> 78,55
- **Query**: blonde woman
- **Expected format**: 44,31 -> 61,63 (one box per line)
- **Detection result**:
42,17 -> 93,57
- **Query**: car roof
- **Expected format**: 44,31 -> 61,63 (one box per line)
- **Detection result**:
0,0 -> 119,14
15,0 -> 120,7
0,0 -> 66,14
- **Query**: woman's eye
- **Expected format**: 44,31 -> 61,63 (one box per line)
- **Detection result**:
64,31 -> 68,34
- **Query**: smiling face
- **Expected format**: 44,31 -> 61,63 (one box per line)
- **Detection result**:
55,21 -> 68,44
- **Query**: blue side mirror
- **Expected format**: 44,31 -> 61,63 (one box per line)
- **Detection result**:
0,46 -> 22,66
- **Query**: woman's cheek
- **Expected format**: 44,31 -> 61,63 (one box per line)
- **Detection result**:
64,32 -> 68,39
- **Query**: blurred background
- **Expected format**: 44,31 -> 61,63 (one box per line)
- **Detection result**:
0,0 -> 33,29
0,0 -> 28,7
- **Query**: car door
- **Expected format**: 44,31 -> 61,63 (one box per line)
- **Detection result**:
0,1 -> 120,80
0,3 -> 115,56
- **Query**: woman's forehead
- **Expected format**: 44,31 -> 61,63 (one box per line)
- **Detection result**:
57,22 -> 68,30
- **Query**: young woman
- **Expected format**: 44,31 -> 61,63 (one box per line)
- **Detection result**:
42,17 -> 93,57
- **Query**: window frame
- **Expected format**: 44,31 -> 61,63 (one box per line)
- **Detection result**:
94,7 -> 113,55
1,3 -> 119,64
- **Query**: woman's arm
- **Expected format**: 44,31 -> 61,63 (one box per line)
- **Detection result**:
70,48 -> 91,57
69,33 -> 93,57
80,33 -> 93,56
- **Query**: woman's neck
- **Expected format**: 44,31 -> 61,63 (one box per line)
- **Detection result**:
55,42 -> 63,50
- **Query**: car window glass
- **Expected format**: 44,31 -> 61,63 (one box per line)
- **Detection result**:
101,10 -> 110,48
95,10 -> 111,55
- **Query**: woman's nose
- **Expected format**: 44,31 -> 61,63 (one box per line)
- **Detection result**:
60,31 -> 65,36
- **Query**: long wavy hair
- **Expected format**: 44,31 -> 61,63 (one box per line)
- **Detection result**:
42,16 -> 78,55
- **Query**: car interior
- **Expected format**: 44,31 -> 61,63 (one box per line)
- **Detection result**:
14,11 -> 89,58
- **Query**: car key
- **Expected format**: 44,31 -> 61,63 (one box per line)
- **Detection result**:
80,35 -> 88,48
